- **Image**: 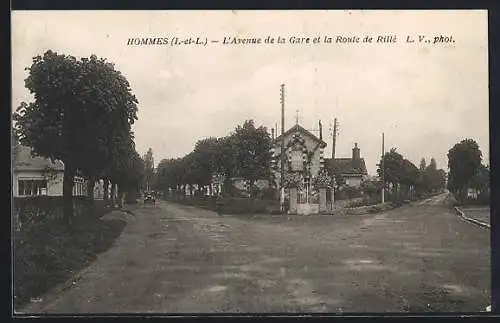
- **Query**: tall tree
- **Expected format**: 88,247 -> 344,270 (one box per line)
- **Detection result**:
155,158 -> 172,193
401,159 -> 419,200
116,146 -> 144,206
214,135 -> 237,195
425,157 -> 445,192
232,120 -> 272,198
447,139 -> 482,203
470,164 -> 490,196
377,148 -> 405,196
143,148 -> 154,191
400,159 -> 419,186
419,158 -> 427,171
13,50 -> 138,227
192,137 -> 219,195
415,157 -> 429,196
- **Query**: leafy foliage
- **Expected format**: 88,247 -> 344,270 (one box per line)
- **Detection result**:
362,179 -> 383,198
376,148 -> 446,201
377,148 -> 405,185
312,168 -> 333,189
399,159 -> 419,186
283,172 -> 304,189
447,138 -> 483,202
142,148 -> 155,191
155,119 -> 272,198
13,50 -> 139,224
470,164 -> 490,193
232,120 -> 272,195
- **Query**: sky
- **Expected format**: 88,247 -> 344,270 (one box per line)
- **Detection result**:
11,10 -> 489,175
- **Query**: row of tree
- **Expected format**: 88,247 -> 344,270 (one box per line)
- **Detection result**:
154,120 -> 272,198
13,50 -> 143,228
368,138 -> 489,205
370,148 -> 447,202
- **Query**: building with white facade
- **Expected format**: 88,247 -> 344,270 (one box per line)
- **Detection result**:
12,143 -> 87,197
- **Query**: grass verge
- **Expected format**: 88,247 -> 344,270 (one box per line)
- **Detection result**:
13,207 -> 126,310
164,196 -> 280,215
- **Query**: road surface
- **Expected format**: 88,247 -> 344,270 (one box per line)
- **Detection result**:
20,193 -> 490,313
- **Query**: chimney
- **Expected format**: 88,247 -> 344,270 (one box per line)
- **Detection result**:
271,127 -> 275,140
352,143 -> 361,168
319,120 -> 322,141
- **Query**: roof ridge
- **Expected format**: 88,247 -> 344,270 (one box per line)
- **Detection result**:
274,123 -> 326,146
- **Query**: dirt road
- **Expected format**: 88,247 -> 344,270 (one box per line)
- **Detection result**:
19,193 -> 490,313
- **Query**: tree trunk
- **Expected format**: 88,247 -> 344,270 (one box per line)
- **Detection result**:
63,163 -> 75,230
110,183 -> 116,207
249,180 -> 256,200
103,180 -> 109,204
87,176 -> 95,205
223,177 -> 232,197
118,185 -> 125,209
462,184 -> 468,205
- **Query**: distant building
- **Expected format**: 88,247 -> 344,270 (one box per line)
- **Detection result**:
271,123 -> 367,189
324,143 -> 368,187
271,123 -> 327,190
467,188 -> 479,199
12,143 -> 87,197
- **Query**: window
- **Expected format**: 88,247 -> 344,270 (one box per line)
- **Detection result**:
291,150 -> 303,171
18,179 -> 48,196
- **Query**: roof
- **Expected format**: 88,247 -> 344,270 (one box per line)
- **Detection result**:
274,124 -> 327,147
12,144 -> 65,172
324,157 -> 367,176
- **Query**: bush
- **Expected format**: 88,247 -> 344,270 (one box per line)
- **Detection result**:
13,196 -> 92,230
362,180 -> 383,198
464,193 -> 490,206
335,186 -> 363,200
258,187 -> 278,200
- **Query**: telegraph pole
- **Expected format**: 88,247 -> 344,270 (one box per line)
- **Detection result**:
280,84 -> 286,213
331,118 -> 338,159
381,132 -> 385,204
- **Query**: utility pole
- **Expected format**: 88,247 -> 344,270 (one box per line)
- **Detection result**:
280,84 -> 286,213
381,132 -> 385,204
331,118 -> 338,159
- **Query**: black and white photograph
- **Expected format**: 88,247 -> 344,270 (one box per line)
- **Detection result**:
11,10 -> 490,314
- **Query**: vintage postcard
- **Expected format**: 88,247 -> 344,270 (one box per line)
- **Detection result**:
11,10 -> 490,314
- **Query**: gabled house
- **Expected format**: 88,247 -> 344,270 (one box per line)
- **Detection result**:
271,123 -> 327,190
324,143 -> 368,187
